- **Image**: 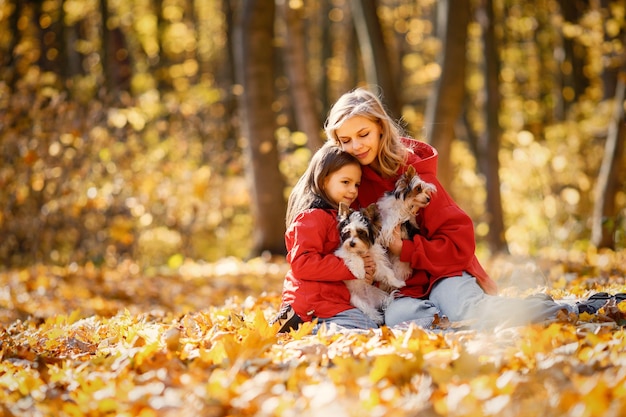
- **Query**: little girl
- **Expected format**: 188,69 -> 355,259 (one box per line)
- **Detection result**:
324,87 -> 615,328
273,142 -> 379,332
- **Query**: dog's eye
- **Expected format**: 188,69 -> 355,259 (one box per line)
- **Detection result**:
356,229 -> 371,243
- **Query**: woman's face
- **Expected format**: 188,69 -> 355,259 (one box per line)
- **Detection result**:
322,163 -> 361,207
335,115 -> 381,167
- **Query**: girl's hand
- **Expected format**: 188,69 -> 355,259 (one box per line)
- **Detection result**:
387,225 -> 403,256
362,253 -> 376,285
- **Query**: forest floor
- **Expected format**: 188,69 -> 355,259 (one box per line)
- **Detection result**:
1,250 -> 626,416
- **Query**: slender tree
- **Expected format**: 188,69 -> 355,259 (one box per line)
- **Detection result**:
591,68 -> 626,248
477,0 -> 508,254
280,1 -> 324,151
233,0 -> 287,256
351,0 -> 401,119
100,0 -> 131,101
424,0 -> 469,192
557,0 -> 590,104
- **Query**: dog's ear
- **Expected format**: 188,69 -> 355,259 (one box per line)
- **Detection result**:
394,170 -> 412,200
363,203 -> 382,234
424,181 -> 437,195
338,201 -> 351,219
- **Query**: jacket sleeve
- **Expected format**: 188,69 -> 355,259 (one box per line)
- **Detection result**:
286,210 -> 356,282
398,177 -> 477,278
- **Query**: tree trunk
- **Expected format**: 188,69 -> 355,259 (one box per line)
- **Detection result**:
424,0 -> 469,192
100,0 -> 131,102
34,1 -> 54,73
61,6 -> 85,83
351,0 -> 401,119
557,0 -> 590,103
600,0 -> 621,100
591,72 -> 626,248
281,1 -> 324,151
3,0 -> 21,88
155,0 -> 170,91
319,0 -> 332,112
233,0 -> 287,256
478,0 -> 508,255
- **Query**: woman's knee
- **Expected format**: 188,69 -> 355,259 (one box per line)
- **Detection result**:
430,274 -> 487,321
384,297 -> 439,327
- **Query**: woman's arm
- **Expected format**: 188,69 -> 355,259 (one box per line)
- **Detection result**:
397,179 -> 477,277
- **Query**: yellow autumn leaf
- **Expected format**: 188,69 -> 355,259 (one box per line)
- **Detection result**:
369,353 -> 423,385
199,340 -> 228,365
286,319 -> 316,339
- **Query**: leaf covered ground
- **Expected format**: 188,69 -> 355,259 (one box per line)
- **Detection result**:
1,250 -> 626,417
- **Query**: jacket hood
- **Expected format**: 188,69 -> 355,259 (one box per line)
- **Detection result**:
360,138 -> 439,191
403,138 -> 438,177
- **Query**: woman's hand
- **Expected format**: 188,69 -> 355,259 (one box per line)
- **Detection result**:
387,225 -> 403,256
362,252 -> 376,285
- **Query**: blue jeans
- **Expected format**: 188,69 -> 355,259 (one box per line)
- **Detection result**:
313,308 -> 379,333
385,272 -> 577,328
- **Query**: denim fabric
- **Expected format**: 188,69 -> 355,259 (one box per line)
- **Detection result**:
385,272 -> 577,329
313,308 -> 380,334
384,296 -> 440,327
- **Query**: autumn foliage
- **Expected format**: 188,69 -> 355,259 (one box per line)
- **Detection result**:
2,0 -> 626,415
1,252 -> 626,416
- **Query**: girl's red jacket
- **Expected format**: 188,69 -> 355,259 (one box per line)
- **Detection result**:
355,139 -> 498,298
281,208 -> 356,321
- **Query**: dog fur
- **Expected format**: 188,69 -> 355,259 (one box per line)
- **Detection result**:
376,165 -> 436,282
334,202 -> 404,324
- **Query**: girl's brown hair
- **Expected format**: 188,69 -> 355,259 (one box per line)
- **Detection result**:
286,142 -> 361,227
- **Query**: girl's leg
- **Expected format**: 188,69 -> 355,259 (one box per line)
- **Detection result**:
384,296 -> 440,327
314,308 -> 379,333
430,272 -> 577,327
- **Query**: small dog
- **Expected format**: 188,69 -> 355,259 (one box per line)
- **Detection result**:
376,166 -> 436,282
334,202 -> 405,324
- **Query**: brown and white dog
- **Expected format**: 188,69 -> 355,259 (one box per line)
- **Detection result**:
334,202 -> 405,324
376,166 -> 436,283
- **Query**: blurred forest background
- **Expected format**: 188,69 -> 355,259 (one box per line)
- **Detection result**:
1,0 -> 625,271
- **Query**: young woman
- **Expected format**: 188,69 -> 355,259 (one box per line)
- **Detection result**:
324,87 -> 614,328
273,142 -> 380,332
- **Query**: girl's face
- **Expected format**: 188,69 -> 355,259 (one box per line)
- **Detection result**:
323,163 -> 361,207
335,115 -> 381,167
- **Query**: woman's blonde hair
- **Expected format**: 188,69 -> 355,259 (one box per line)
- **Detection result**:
324,87 -> 409,177
286,142 -> 361,227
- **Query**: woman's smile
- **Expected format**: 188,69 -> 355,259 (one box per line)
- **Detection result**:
335,115 -> 381,167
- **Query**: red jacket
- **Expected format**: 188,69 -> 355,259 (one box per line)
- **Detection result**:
281,208 -> 356,321
355,139 -> 497,298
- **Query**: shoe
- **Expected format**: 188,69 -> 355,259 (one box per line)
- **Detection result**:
614,293 -> 626,304
270,304 -> 303,333
576,292 -> 611,314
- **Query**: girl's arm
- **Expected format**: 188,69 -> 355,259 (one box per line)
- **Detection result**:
286,210 -> 357,282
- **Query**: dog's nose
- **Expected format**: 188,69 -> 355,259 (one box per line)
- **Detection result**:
425,196 -> 431,203
349,240 -> 356,248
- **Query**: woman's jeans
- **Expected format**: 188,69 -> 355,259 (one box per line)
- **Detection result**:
313,308 -> 379,333
385,272 -> 577,328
